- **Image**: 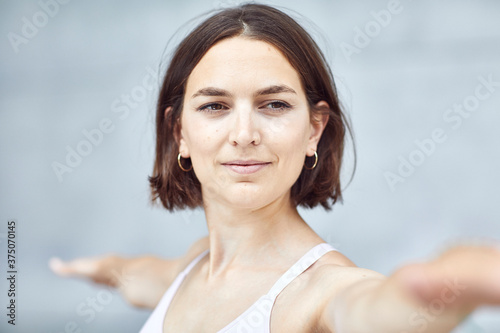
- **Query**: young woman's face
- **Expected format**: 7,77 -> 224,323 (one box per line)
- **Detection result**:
179,36 -> 327,209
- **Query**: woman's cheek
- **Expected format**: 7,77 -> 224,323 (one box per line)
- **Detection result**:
265,115 -> 291,135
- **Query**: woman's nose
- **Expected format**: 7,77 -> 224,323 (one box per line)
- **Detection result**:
228,106 -> 261,146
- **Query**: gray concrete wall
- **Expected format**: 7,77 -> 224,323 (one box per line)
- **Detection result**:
1,0 -> 499,331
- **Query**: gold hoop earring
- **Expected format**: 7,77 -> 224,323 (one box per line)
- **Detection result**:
177,153 -> 192,172
304,151 -> 318,170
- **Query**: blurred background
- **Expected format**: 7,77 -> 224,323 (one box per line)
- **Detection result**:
1,0 -> 499,331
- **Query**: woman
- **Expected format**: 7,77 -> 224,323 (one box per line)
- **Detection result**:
50,3 -> 500,332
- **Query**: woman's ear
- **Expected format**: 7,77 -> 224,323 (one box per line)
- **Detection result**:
169,107 -> 190,157
307,101 -> 329,155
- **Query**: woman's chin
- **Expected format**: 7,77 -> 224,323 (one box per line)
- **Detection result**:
204,183 -> 276,210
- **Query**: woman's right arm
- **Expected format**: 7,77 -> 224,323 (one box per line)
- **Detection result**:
49,236 -> 209,309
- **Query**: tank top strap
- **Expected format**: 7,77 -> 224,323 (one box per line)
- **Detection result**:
139,249 -> 210,333
266,243 -> 337,299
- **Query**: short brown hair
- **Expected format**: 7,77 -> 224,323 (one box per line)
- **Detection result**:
149,3 -> 355,212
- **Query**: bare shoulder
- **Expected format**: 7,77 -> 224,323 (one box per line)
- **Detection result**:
308,250 -> 385,299
308,251 -> 386,331
272,249 -> 385,332
311,250 -> 385,282
117,236 -> 210,309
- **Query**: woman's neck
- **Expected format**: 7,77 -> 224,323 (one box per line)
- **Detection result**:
201,192 -> 323,281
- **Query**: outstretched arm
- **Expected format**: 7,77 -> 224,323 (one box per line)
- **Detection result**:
321,243 -> 500,333
50,254 -> 179,309
49,236 -> 209,309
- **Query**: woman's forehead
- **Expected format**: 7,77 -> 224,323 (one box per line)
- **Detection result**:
185,37 -> 304,96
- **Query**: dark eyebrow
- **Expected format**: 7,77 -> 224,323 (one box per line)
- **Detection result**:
191,87 -> 233,99
191,84 -> 296,99
254,84 -> 296,96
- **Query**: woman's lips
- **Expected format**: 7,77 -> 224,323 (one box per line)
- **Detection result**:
222,161 -> 271,174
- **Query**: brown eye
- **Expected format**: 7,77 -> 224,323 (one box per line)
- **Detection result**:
264,101 -> 291,112
209,104 -> 223,110
198,103 -> 227,114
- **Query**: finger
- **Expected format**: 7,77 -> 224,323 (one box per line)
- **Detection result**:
49,256 -> 99,278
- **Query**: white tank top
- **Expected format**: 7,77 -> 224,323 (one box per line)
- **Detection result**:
139,242 -> 337,332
